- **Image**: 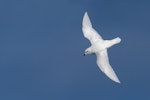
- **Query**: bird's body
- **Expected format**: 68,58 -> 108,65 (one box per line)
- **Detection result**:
82,12 -> 121,83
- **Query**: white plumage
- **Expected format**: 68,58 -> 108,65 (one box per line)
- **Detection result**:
82,12 -> 121,83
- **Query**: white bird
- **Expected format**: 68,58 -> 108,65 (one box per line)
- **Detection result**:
82,12 -> 121,83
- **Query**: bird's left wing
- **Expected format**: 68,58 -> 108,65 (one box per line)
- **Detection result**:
82,12 -> 103,44
96,49 -> 120,83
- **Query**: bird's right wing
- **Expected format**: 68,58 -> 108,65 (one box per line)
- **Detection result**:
82,12 -> 103,44
96,49 -> 120,83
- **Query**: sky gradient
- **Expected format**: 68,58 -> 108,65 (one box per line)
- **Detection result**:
0,0 -> 150,100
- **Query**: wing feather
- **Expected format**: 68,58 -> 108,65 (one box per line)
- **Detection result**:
96,49 -> 120,83
82,12 -> 103,44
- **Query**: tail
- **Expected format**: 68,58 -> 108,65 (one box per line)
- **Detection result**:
104,37 -> 121,48
113,37 -> 121,44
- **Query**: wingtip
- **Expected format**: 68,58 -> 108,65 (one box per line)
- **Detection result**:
82,11 -> 92,28
84,11 -> 88,18
105,74 -> 121,83
106,71 -> 121,84
116,79 -> 121,84
85,11 -> 88,15
113,77 -> 121,83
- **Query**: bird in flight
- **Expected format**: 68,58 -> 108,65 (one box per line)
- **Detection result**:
82,12 -> 121,83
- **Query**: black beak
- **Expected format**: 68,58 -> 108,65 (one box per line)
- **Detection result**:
83,54 -> 85,56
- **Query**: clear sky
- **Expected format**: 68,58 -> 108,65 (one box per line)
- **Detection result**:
0,0 -> 150,100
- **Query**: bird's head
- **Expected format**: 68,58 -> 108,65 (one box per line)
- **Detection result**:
84,47 -> 93,56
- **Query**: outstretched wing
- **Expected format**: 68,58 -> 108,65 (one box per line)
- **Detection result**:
82,12 -> 103,44
96,49 -> 120,83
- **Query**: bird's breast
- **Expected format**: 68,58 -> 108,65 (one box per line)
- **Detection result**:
92,41 -> 106,53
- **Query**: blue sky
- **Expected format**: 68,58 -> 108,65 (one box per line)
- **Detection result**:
0,0 -> 150,100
